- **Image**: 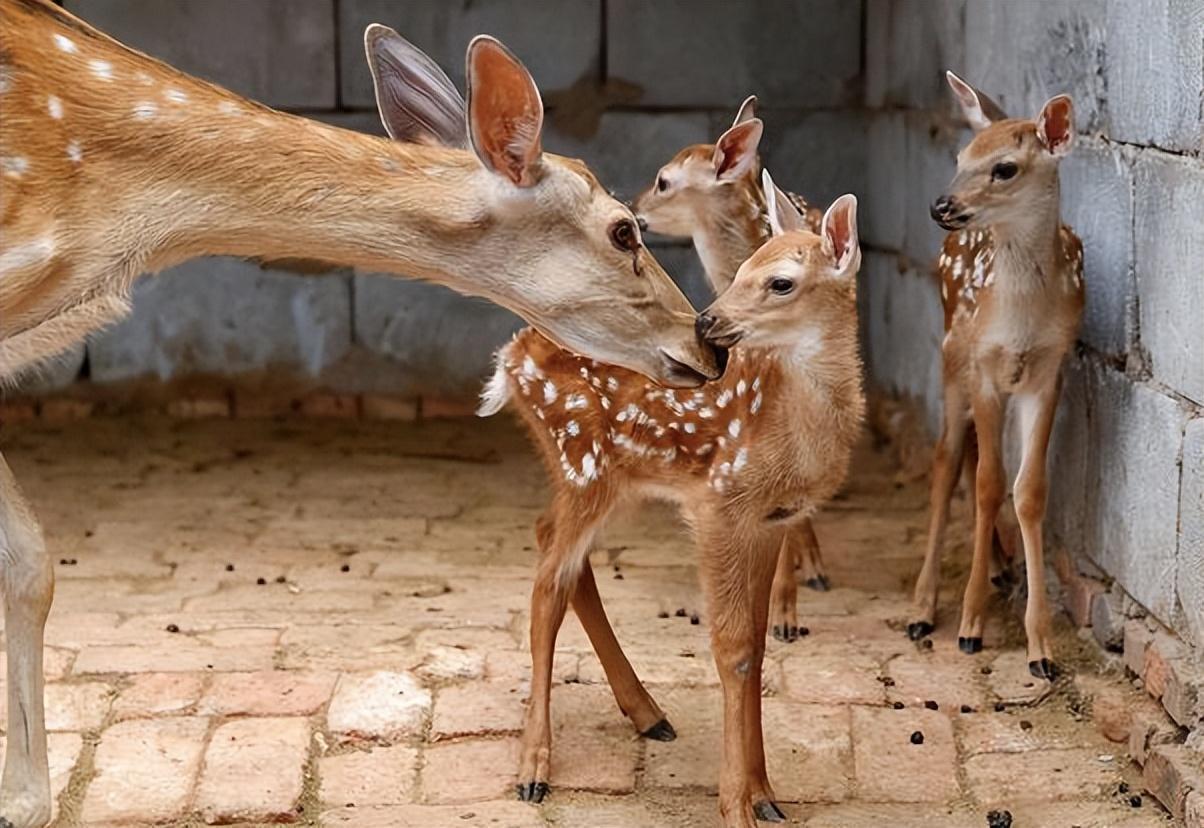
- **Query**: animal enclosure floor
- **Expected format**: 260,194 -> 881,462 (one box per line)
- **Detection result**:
0,415 -> 1173,827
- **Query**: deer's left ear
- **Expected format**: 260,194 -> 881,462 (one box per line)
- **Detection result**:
466,36 -> 545,187
713,118 -> 763,181
821,194 -> 860,277
1036,95 -> 1075,157
365,24 -> 467,148
762,169 -> 807,237
731,94 -> 758,127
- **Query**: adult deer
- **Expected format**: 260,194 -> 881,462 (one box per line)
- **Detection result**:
908,71 -> 1083,680
0,2 -> 721,824
632,97 -> 832,641
481,179 -> 864,827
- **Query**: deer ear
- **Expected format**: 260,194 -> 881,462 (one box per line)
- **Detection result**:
731,94 -> 758,127
1036,94 -> 1075,157
761,169 -> 806,237
821,194 -> 860,276
713,118 -> 763,182
365,25 -> 467,148
465,36 -> 545,187
946,70 -> 1007,131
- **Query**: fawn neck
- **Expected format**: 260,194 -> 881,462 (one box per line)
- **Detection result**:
984,177 -> 1063,281
692,182 -> 767,292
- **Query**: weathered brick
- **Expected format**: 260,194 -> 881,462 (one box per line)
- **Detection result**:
431,682 -> 524,740
852,707 -> 958,802
1125,619 -> 1156,676
82,717 -> 209,823
89,260 -> 353,384
1134,152 -> 1204,403
320,745 -> 418,807
865,0 -> 966,111
111,672 -> 206,720
322,801 -> 545,828
966,748 -> 1122,804
607,0 -> 861,108
327,671 -> 432,744
195,717 -> 311,823
1089,585 -> 1128,652
361,395 -> 419,421
781,651 -> 886,706
0,682 -> 112,733
1161,657 -> 1203,729
1180,418 -> 1204,647
198,670 -> 337,717
64,0 -> 336,109
420,738 -> 518,804
1129,706 -> 1179,766
1143,743 -> 1204,821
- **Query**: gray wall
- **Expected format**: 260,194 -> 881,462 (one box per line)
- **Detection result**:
24,0 -> 863,400
860,0 -> 1204,648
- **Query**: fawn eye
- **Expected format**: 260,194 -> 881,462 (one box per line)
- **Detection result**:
991,161 -> 1018,181
768,277 -> 795,296
609,219 -> 639,253
656,174 -> 669,192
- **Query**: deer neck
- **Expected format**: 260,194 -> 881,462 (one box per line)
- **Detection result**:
986,176 -> 1063,285
691,185 -> 767,293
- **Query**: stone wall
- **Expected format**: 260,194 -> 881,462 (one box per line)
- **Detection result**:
859,0 -> 1204,651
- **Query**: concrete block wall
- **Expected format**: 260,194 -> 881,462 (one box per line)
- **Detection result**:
861,0 -> 1204,649
16,0 -> 863,401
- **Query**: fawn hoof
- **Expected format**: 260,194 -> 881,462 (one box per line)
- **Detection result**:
753,800 -> 787,823
771,624 -> 810,643
1028,659 -> 1058,681
1,818 -> 14,828
907,621 -> 934,641
804,575 -> 831,592
958,636 -> 983,654
641,718 -> 677,742
516,781 -> 549,803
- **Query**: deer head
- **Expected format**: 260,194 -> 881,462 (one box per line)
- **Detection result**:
364,26 -> 723,385
931,72 -> 1075,233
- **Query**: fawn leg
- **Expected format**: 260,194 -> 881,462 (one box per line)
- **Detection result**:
957,390 -> 1006,654
745,531 -> 786,822
1,452 -> 53,828
909,384 -> 970,639
796,519 -> 829,592
965,427 -> 1015,591
1013,380 -> 1061,680
768,532 -> 799,642
570,563 -> 673,739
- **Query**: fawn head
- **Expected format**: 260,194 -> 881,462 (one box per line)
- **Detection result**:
365,26 -> 723,386
698,172 -> 859,354
631,95 -> 764,237
932,71 -> 1075,232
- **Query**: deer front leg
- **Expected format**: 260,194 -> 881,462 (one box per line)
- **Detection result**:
768,533 -> 799,642
745,532 -> 786,822
1012,380 -> 1061,680
796,519 -> 829,592
909,384 -> 970,640
518,552 -> 571,803
963,429 -> 1016,592
957,390 -> 1006,654
1,452 -> 53,828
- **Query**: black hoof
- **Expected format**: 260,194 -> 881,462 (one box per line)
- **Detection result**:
958,636 -> 983,654
1028,658 -> 1058,681
804,575 -> 831,592
516,781 -> 549,803
753,800 -> 787,822
0,818 -> 13,828
641,718 -> 677,742
772,624 -> 804,643
907,621 -> 934,641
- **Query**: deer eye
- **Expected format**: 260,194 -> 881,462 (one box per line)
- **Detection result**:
656,174 -> 669,192
609,219 -> 639,253
991,161 -> 1018,181
768,277 -> 794,296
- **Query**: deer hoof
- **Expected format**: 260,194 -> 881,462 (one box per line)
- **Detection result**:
958,636 -> 983,654
516,781 -> 549,803
1,817 -> 14,828
907,621 -> 934,641
753,800 -> 787,822
641,718 -> 677,742
1028,659 -> 1058,681
804,575 -> 831,592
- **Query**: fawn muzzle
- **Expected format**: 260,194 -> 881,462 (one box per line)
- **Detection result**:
930,195 -> 971,231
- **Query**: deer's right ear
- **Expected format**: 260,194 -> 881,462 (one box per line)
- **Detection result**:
821,194 -> 860,277
761,169 -> 806,237
731,94 -> 758,127
945,70 -> 1007,131
365,24 -> 467,148
713,118 -> 763,182
465,36 -> 545,187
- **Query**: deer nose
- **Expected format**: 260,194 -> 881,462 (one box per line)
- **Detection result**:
636,215 -> 649,233
696,313 -> 717,340
930,195 -> 956,221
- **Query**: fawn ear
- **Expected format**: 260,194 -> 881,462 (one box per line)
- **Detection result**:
731,94 -> 758,128
1036,94 -> 1075,157
946,70 -> 1007,131
762,169 -> 807,237
821,194 -> 860,276
466,36 -> 545,187
713,118 -> 763,181
366,25 -> 467,148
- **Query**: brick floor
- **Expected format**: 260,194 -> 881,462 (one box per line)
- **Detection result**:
0,416 -> 1170,825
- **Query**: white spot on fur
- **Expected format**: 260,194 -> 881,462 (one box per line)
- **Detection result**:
165,88 -> 188,104
477,352 -> 510,416
728,419 -> 742,438
683,422 -> 696,434
1,156 -> 29,177
736,379 -> 747,396
792,326 -> 824,367
566,420 -> 580,436
90,60 -> 114,81
543,381 -> 557,405
54,34 -> 77,53
732,447 -> 749,472
218,100 -> 241,115
606,376 -> 620,392
699,407 -> 715,419
751,392 -> 763,414
133,101 -> 158,120
521,356 -> 540,379
47,95 -> 63,119
0,235 -> 54,276
581,453 -> 597,480
565,393 -> 588,411
716,389 -> 733,408
66,141 -> 83,164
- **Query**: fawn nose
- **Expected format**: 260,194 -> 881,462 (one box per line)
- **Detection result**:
930,195 -> 956,221
696,313 -> 717,340
636,216 -> 649,233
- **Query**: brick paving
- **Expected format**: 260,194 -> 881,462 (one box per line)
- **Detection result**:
0,415 -> 1176,827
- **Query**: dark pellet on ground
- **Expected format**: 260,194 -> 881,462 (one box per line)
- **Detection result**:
225,564 -> 235,572
921,639 -> 933,650
924,700 -> 939,710
165,623 -> 179,633
657,611 -> 670,619
675,608 -> 687,617
1129,795 -> 1142,808
256,577 -> 266,585
986,809 -> 1013,828
275,575 -> 286,583
961,704 -> 974,714
84,529 -> 94,538
614,572 -> 624,580
1118,782 -> 1129,794
892,701 -> 905,710
798,626 -> 810,636
909,731 -> 924,745
995,702 -> 1006,712
1019,720 -> 1033,731
689,614 -> 700,625
340,564 -> 350,572
881,677 -> 896,687
59,559 -> 68,566
981,666 -> 993,675
70,558 -> 77,565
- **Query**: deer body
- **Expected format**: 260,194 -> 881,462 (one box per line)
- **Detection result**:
909,73 -> 1083,679
487,192 -> 864,827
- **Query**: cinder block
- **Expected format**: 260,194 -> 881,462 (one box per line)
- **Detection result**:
606,0 -> 861,109
88,260 -> 352,383
1059,140 -> 1135,356
351,275 -> 523,400
647,243 -> 712,313
865,0 -> 967,111
1124,619 -> 1155,676
1134,151 -> 1204,405
760,111 -> 869,210
902,114 -> 963,268
64,0 -> 336,109
963,1 -> 1108,130
339,0 -> 600,109
1090,587 -> 1127,652
1085,367 -> 1189,621
1178,417 -> 1204,648
863,112 -> 908,252
1144,744 -> 1204,822
1105,0 -> 1204,152
1045,358 -> 1092,559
